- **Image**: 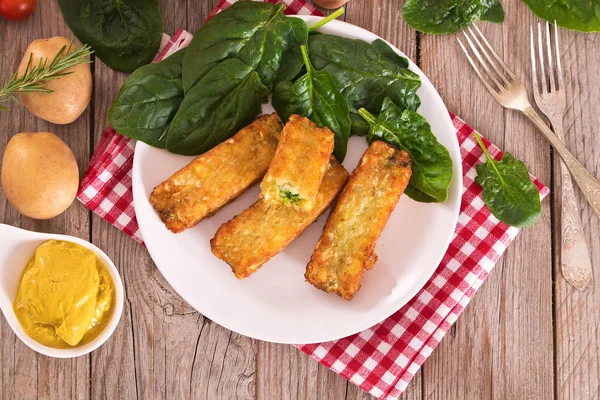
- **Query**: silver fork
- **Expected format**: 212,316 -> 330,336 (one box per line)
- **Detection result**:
530,22 -> 592,290
457,28 -> 600,224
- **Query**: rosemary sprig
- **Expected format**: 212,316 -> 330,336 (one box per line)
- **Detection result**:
0,43 -> 93,112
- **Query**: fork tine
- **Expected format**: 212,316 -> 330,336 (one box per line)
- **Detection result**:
554,21 -> 564,90
545,21 -> 556,92
537,23 -> 548,93
529,25 -> 539,94
462,30 -> 506,91
466,27 -> 510,88
472,24 -> 519,81
457,38 -> 501,99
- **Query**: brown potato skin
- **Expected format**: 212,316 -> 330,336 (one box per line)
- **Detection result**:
150,114 -> 282,233
18,37 -> 92,125
1,132 -> 79,220
260,115 -> 334,211
211,160 -> 349,279
305,141 -> 412,300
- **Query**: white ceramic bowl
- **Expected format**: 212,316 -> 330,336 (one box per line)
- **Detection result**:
0,223 -> 124,358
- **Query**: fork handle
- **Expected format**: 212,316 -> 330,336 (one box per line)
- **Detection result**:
522,106 -> 600,220
557,154 -> 593,289
548,122 -> 593,290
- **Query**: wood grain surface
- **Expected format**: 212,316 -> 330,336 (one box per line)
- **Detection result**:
0,1 -> 599,399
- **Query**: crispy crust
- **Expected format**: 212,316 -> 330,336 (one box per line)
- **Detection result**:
305,141 -> 412,300
211,160 -> 349,279
149,114 -> 282,233
260,114 -> 334,211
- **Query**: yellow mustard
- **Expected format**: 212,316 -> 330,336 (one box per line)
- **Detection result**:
13,240 -> 115,348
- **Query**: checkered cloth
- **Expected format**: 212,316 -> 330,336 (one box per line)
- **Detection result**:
77,1 -> 550,398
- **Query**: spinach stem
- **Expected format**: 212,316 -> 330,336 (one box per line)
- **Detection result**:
308,7 -> 345,32
472,132 -> 493,163
300,45 -> 314,90
357,107 -> 376,126
300,45 -> 315,109
473,132 -> 505,184
300,45 -> 312,71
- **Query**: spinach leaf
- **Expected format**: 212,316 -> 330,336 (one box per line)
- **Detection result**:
350,113 -> 370,137
522,0 -> 600,32
58,0 -> 163,72
403,185 -> 439,203
358,98 -> 453,203
371,39 -> 409,69
108,49 -> 186,149
166,58 -> 269,156
473,133 -> 541,228
182,1 -> 308,93
308,34 -> 421,135
272,46 -> 351,161
482,2 -> 506,23
402,0 -> 504,34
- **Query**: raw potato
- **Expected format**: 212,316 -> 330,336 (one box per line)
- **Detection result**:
17,37 -> 92,124
1,132 -> 79,219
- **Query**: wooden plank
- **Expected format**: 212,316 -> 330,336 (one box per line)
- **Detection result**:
420,1 -> 554,399
553,26 -> 600,400
418,19 -> 508,400
0,0 -> 91,399
189,323 -> 256,399
85,9 -> 138,393
0,15 -> 24,399
88,225 -> 141,400
89,1 -> 255,399
498,7 -> 554,395
256,342 -> 348,400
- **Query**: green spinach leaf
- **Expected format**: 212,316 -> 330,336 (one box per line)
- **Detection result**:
522,0 -> 600,32
308,34 -> 421,135
402,0 -> 504,34
182,1 -> 308,93
58,0 -> 163,72
166,58 -> 269,156
482,2 -> 506,23
272,45 -> 351,161
108,49 -> 186,149
350,113 -> 370,137
371,39 -> 409,69
403,185 -> 439,203
473,133 -> 541,228
358,98 -> 453,203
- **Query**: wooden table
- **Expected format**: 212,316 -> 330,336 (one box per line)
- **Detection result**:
1,1 -> 598,399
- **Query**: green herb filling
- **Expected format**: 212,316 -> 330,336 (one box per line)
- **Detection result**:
279,190 -> 300,205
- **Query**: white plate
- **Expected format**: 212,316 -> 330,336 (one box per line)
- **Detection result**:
132,16 -> 462,344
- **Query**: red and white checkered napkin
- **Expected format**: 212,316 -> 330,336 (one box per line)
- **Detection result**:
77,1 -> 549,398
296,118 -> 549,398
